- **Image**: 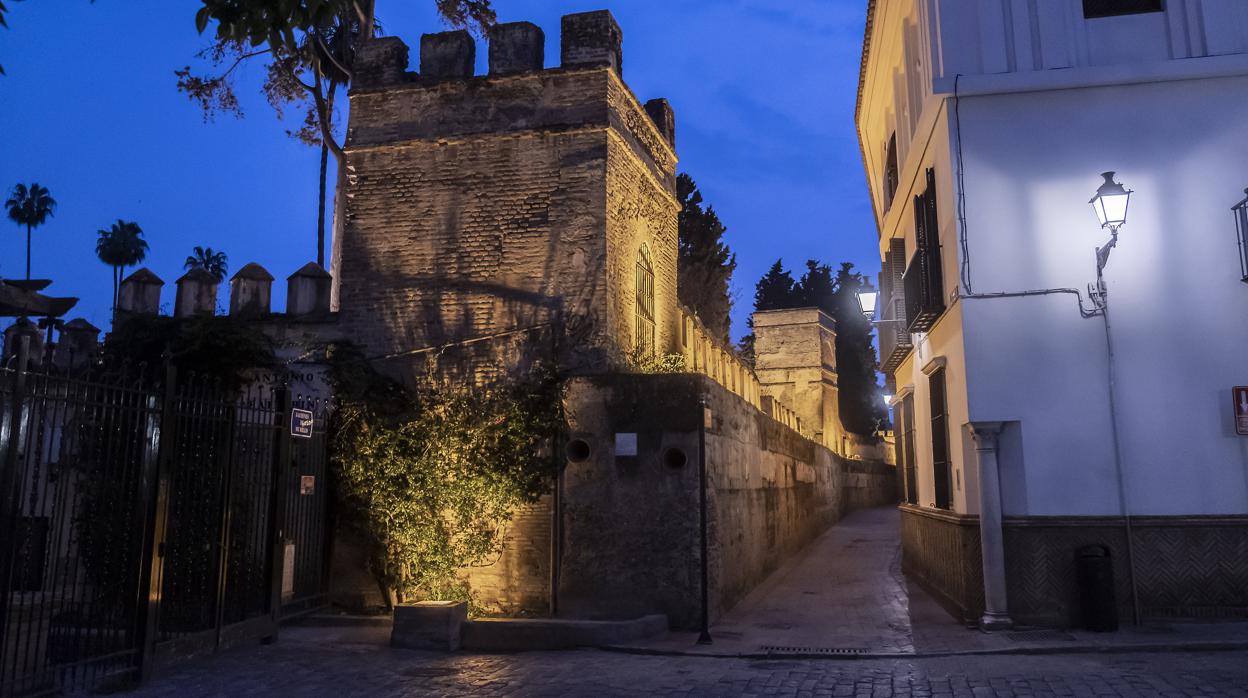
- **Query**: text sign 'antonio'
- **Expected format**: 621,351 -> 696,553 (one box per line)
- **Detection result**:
291,408 -> 315,438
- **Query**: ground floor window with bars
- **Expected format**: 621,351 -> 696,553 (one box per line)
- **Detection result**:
929,367 -> 953,510
897,394 -> 918,505
635,244 -> 656,354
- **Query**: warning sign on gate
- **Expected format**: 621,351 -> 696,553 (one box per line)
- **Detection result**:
1233,387 -> 1248,436
291,408 -> 315,438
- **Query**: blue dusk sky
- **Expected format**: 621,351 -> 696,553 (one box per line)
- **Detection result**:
0,0 -> 876,341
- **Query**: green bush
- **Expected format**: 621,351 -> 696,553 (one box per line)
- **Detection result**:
327,346 -> 560,607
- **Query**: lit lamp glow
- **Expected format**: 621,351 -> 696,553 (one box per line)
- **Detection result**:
1090,171 -> 1132,230
856,284 -> 879,319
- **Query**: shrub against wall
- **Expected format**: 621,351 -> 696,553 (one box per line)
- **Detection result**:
327,345 -> 561,607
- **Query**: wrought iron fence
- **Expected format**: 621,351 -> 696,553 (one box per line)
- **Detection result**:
0,338 -> 333,696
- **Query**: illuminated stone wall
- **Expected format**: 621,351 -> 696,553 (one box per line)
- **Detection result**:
334,12 -> 679,386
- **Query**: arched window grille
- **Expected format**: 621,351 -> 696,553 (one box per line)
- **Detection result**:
635,244 -> 656,354
884,132 -> 899,210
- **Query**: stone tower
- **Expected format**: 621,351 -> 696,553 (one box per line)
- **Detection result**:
335,11 -> 680,384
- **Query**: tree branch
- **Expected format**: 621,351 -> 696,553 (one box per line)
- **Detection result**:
314,30 -> 354,82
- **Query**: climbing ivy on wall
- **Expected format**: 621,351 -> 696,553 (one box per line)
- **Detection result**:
327,344 -> 561,608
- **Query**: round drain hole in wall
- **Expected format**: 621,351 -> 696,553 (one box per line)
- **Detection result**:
565,439 -> 592,463
663,447 -> 689,469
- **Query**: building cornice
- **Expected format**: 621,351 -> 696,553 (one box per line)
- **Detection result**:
855,0 -> 880,237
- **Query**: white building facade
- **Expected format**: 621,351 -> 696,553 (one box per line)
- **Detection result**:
857,0 -> 1248,627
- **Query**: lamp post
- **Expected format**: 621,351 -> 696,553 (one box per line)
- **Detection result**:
1086,171 -> 1141,626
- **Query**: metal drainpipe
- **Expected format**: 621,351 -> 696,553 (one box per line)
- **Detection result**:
1097,262 -> 1142,626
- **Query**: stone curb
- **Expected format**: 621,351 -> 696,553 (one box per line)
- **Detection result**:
600,640 -> 1248,661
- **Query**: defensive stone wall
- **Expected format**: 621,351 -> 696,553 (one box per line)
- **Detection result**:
558,374 -> 896,628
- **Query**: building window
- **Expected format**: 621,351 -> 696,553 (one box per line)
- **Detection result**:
903,168 -> 945,332
884,133 -> 899,210
898,393 -> 918,505
635,244 -> 656,354
1083,0 -> 1163,19
928,367 -> 952,510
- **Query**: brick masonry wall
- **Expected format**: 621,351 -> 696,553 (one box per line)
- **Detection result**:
337,65 -> 678,384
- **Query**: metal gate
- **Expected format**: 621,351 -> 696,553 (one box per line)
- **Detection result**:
0,339 -> 332,696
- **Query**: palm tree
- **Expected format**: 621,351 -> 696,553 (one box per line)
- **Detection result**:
4,182 -> 57,280
96,220 -> 150,313
184,246 -> 228,281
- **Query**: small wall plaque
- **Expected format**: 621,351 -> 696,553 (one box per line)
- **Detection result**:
615,432 -> 638,457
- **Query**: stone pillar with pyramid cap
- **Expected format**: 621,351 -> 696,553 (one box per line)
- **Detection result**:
175,268 -> 220,318
287,263 -> 333,317
118,268 -> 164,315
230,262 -> 274,317
56,318 -> 101,370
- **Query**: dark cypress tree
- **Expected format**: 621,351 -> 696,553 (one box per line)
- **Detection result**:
754,259 -> 798,311
794,260 -> 836,315
739,259 -> 798,361
677,173 -> 737,344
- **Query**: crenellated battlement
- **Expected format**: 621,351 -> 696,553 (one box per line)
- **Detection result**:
346,10 -> 675,172
353,11 -> 625,88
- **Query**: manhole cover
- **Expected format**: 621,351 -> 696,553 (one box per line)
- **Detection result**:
1006,630 -> 1076,642
760,645 -> 865,655
403,667 -> 458,678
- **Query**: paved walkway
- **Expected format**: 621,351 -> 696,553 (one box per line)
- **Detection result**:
646,505 -> 917,655
131,628 -> 1248,697
624,506 -> 1248,657
127,505 -> 1248,695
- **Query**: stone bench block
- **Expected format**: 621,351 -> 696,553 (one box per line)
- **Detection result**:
390,600 -> 467,651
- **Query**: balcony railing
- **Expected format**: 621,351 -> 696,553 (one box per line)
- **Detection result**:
878,293 -> 912,374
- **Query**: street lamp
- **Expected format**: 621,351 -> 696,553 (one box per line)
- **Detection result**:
1090,171 -> 1131,231
856,284 -> 879,319
1088,172 -> 1131,307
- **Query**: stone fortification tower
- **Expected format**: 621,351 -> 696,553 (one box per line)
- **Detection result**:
335,11 -> 680,384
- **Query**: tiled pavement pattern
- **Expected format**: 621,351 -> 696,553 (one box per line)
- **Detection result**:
132,631 -> 1248,697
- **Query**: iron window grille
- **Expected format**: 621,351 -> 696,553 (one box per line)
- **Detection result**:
884,133 -> 899,211
635,244 -> 656,354
929,367 -> 952,510
1234,189 -> 1248,283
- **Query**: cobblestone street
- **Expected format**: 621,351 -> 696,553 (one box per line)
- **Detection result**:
131,629 -> 1248,697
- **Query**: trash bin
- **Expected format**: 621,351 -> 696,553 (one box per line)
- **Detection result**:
1076,544 -> 1118,632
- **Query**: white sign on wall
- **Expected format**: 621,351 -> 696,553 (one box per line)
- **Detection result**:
615,433 -> 638,457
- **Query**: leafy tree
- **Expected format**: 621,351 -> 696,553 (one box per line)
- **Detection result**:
179,1 -> 496,267
4,182 -> 56,280
676,173 -> 736,343
185,245 -> 229,281
95,219 -> 150,313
